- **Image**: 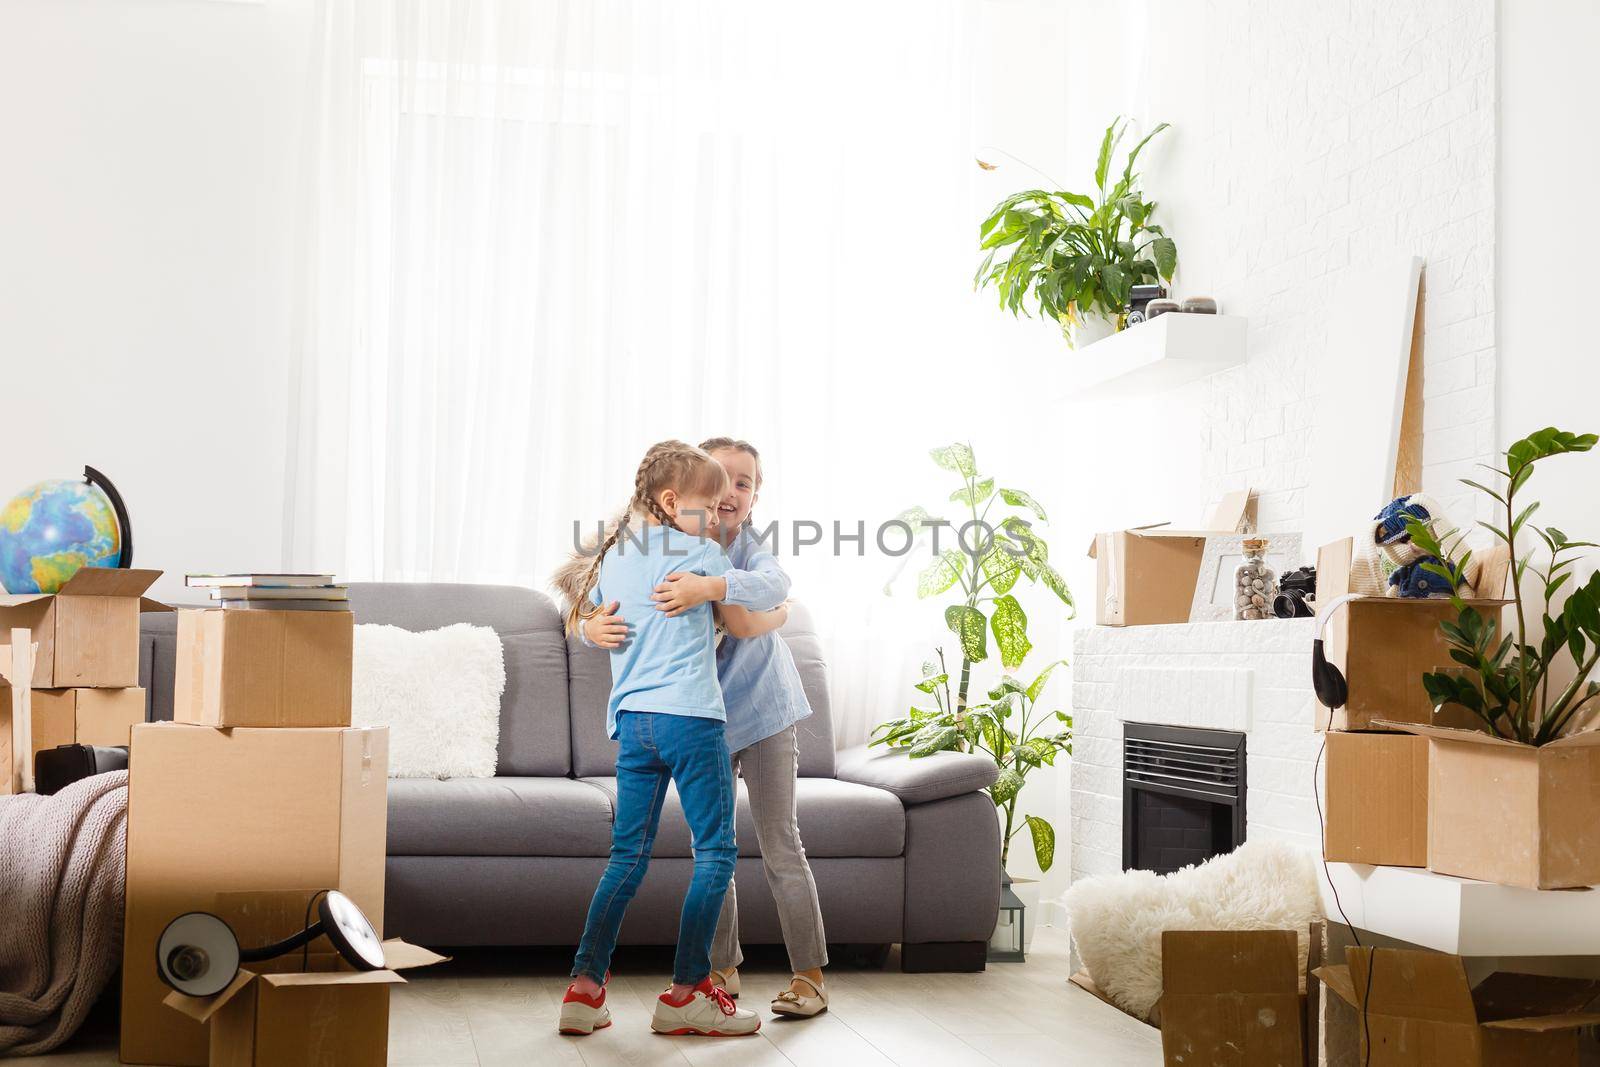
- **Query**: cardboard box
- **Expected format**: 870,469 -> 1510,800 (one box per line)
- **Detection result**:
1089,491 -> 1253,627
1315,538 -> 1509,731
29,686 -> 144,758
0,630 -> 33,794
1322,731 -> 1428,867
174,608 -> 354,728
121,723 -> 388,1066
1374,721 -> 1600,890
0,568 -> 166,688
1160,929 -> 1305,1067
164,938 -> 445,1067
1316,946 -> 1600,1065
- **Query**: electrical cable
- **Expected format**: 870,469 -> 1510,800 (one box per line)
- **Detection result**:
1314,735 -> 1375,1065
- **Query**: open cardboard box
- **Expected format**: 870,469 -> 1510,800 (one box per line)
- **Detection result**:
174,607 -> 354,728
1322,731 -> 1429,867
164,938 -> 446,1067
1374,719 -> 1600,890
1315,539 -> 1510,731
29,686 -> 144,761
0,568 -> 167,688
1316,946 -> 1600,1065
1160,929 -> 1306,1067
1089,490 -> 1252,627
121,723 -> 388,1066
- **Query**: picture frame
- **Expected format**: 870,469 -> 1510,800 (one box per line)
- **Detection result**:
1188,533 -> 1305,623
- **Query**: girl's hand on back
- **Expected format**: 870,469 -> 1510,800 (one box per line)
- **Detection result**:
583,600 -> 630,649
653,573 -> 728,617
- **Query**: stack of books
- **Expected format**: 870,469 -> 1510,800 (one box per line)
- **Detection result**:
184,574 -> 349,611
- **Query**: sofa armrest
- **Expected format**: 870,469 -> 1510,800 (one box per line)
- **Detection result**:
834,744 -> 996,805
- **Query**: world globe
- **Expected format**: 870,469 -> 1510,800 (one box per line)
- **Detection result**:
0,472 -> 129,595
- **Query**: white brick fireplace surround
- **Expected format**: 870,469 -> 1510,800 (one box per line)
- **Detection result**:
1069,619 -> 1321,890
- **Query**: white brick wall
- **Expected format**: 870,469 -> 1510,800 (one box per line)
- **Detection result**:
1069,619 -> 1322,889
1140,0 -> 1499,529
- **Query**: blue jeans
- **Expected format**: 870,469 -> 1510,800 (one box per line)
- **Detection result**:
571,711 -> 737,986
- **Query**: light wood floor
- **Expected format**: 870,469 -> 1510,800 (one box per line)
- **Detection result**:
18,926 -> 1161,1066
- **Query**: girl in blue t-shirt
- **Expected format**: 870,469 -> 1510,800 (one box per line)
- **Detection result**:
552,440 -> 786,1040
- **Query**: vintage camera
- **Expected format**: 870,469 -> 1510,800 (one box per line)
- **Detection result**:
1273,566 -> 1317,619
1124,284 -> 1168,326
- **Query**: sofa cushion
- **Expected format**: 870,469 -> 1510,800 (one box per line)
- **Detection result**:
348,583 -> 572,777
579,775 -> 904,858
568,600 -> 837,778
387,776 -> 614,856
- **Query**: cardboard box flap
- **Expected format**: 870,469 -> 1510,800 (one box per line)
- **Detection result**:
163,969 -> 257,1023
1203,488 -> 1251,534
1369,720 -> 1527,749
259,968 -> 407,989
139,597 -> 173,613
1347,948 -> 1479,1024
1313,964 -> 1358,1009
57,567 -> 162,598
1543,728 -> 1600,751
1471,971 -> 1600,1023
380,938 -> 450,971
1481,1012 -> 1600,1033
1160,930 -> 1298,995
1087,523 -> 1172,558
0,593 -> 51,607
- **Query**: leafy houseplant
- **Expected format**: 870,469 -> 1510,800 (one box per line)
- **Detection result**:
896,442 -> 1075,719
871,652 -> 1072,872
1407,427 -> 1600,745
975,117 -> 1177,348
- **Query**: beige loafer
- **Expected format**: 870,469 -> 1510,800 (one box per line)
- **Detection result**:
710,966 -> 741,998
771,974 -> 827,1018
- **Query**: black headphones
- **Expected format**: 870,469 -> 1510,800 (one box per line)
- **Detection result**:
1312,593 -> 1362,710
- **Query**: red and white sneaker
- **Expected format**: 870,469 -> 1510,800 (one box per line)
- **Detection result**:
558,982 -> 612,1036
651,979 -> 761,1036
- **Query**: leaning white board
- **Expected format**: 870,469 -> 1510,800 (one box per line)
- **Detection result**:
1302,255 -> 1423,553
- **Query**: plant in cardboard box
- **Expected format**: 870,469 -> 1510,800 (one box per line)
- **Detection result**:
1387,427 -> 1600,888
974,118 -> 1178,348
1405,427 -> 1600,744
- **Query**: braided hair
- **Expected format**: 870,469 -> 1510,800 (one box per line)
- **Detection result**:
557,440 -> 730,633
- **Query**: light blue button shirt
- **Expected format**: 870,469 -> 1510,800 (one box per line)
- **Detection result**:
717,527 -> 813,755
591,525 -> 732,740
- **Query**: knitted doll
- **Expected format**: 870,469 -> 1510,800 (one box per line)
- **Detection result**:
1354,493 -> 1456,598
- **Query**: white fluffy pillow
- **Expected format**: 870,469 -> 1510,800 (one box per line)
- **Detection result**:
352,622 -> 506,779
1063,839 -> 1322,1020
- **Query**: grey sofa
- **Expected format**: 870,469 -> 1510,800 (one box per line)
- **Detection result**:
139,582 -> 1001,971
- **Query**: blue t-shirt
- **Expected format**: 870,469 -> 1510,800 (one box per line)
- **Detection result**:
592,524 -> 732,739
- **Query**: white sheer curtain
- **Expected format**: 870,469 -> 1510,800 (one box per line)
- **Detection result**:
287,0 -> 1052,745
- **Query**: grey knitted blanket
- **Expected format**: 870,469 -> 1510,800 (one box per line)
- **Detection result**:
0,771 -> 127,1057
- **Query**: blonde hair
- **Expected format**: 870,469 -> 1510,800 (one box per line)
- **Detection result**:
555,440 -> 730,632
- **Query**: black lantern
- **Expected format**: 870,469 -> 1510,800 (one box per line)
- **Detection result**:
989,877 -> 1027,963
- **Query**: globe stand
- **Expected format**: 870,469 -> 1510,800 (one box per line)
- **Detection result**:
83,467 -> 133,568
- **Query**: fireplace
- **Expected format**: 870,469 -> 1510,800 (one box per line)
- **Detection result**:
1122,722 -> 1247,874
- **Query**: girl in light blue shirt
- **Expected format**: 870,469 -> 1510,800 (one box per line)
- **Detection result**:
583,437 -> 829,1019
554,440 -> 788,1039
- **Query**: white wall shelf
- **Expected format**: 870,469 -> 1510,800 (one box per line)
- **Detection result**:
1321,862 -> 1600,957
1056,313 -> 1247,399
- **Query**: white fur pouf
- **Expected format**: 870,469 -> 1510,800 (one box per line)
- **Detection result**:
352,622 -> 506,778
1063,839 -> 1322,1021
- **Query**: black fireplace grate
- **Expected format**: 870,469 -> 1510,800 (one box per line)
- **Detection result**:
1122,722 -> 1246,873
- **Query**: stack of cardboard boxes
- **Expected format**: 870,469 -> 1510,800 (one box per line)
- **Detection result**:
0,568 -> 162,794
121,578 -> 401,1067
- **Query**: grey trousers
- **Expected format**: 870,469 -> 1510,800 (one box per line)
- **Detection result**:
711,725 -> 829,973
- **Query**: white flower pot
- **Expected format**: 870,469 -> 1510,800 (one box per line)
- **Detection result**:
1064,312 -> 1116,350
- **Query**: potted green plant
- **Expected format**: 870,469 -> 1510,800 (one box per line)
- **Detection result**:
1406,427 -> 1600,744
888,442 -> 1075,717
1396,427 -> 1600,888
975,117 -> 1178,349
